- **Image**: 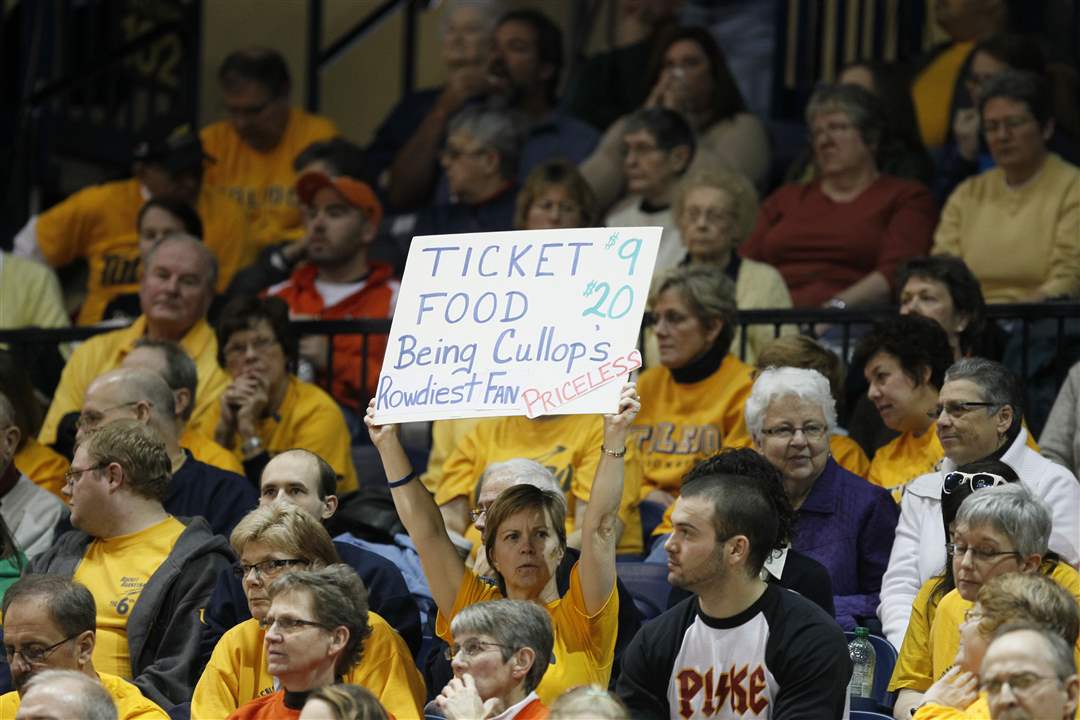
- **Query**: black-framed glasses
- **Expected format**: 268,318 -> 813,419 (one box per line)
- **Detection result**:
945,543 -> 1020,564
942,471 -> 1009,495
232,558 -> 308,580
223,335 -> 278,359
63,463 -> 108,487
981,671 -> 1060,696
258,616 -> 330,634
759,423 -> 828,442
983,115 -> 1033,136
928,401 -> 1000,420
444,638 -> 511,661
3,634 -> 78,664
75,401 -> 143,430
440,146 -> 489,162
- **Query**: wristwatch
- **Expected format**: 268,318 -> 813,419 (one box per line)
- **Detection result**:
824,297 -> 848,310
242,436 -> 263,455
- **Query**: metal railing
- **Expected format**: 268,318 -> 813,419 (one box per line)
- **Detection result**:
305,0 -> 431,112
4,304 -> 1080,418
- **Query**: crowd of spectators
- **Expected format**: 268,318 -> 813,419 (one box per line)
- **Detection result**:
3,0 -> 1080,718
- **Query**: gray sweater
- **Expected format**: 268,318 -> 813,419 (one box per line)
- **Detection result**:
1039,360 -> 1080,478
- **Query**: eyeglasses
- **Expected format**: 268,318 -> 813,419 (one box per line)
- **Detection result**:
531,199 -> 580,216
981,671 -> 1060,696
642,311 -> 693,328
223,336 -> 278,359
928,401 -> 1001,420
225,95 -> 277,119
810,120 -> 856,141
3,635 -> 78,665
942,471 -> 1009,495
683,207 -> 737,227
440,146 -> 489,162
983,115 -> 1034,136
63,463 -> 108,487
75,401 -> 143,431
622,142 -> 664,158
233,558 -> 308,580
759,423 -> 828,442
258,615 -> 330,634
945,543 -> 1020,564
444,638 -> 511,661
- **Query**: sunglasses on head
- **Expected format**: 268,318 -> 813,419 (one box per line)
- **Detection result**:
942,471 -> 1009,495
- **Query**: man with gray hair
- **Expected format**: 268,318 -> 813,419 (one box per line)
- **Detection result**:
28,418 -> 233,708
39,233 -> 230,455
880,357 -> 1080,648
74,366 -> 257,537
982,625 -> 1079,720
389,105 -> 524,238
0,391 -> 66,558
14,669 -> 118,720
1,575 -> 167,718
122,337 -> 244,474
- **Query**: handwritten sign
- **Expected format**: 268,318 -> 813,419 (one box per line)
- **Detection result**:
373,227 -> 661,423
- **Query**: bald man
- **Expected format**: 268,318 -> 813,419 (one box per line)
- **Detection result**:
75,367 -> 257,537
0,391 -> 66,558
15,669 -> 118,720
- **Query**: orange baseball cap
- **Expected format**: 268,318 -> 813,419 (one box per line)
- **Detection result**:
296,171 -> 383,227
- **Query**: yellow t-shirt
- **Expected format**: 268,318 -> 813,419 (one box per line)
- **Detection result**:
912,42 -> 974,148
14,437 -> 70,499
913,693 -> 989,720
419,418 -> 483,494
435,564 -> 619,705
34,178 -> 254,324
192,614 -> 424,720
180,428 -> 245,475
870,428 -> 943,503
200,108 -> 338,248
891,561 -> 1080,693
204,375 -> 358,495
629,355 -> 754,498
73,517 -> 186,679
0,671 -> 169,720
38,316 -> 230,446
434,414 -> 643,555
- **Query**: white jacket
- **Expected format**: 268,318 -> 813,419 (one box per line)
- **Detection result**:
877,427 -> 1080,648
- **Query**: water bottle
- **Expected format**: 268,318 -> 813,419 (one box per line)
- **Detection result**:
848,626 -> 877,699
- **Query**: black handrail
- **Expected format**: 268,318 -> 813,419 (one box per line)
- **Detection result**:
306,0 -> 428,112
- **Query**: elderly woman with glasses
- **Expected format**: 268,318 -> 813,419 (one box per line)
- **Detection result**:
933,70 -> 1080,303
192,504 -> 423,720
434,599 -> 554,719
889,484 -> 1080,719
742,83 -> 936,309
208,295 -> 358,492
745,367 -> 898,629
879,358 -> 1080,651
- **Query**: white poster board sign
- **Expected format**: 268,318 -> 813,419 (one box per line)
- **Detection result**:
373,226 -> 661,423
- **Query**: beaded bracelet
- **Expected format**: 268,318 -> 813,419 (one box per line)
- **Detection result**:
388,471 -> 417,488
601,445 -> 626,458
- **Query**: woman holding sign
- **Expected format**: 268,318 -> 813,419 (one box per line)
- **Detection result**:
364,384 -> 638,705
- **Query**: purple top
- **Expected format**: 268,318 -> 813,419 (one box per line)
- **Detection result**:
792,457 -> 899,630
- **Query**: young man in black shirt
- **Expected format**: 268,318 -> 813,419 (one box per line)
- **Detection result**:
617,452 -> 852,718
